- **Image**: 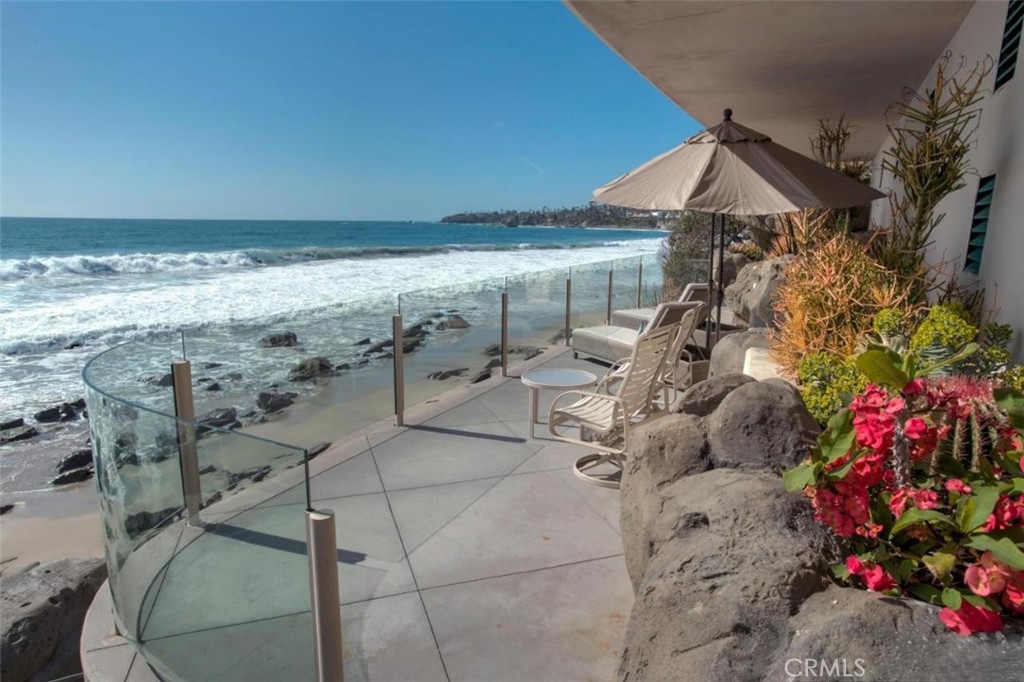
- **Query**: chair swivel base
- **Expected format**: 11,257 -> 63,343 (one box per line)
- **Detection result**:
573,453 -> 623,489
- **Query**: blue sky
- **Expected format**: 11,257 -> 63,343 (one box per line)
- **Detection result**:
1,1 -> 699,221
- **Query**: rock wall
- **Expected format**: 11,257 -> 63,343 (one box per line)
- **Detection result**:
619,375 -> 1022,682
0,558 -> 107,682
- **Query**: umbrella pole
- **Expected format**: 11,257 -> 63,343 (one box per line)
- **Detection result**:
705,213 -> 715,355
716,214 -> 725,344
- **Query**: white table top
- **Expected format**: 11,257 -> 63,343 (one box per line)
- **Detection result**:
521,367 -> 598,390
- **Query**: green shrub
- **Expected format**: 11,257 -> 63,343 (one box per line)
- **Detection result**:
1001,365 -> 1024,392
797,352 -> 866,423
908,304 -> 978,374
872,308 -> 907,338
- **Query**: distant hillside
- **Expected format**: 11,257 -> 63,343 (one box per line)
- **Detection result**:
440,205 -> 676,229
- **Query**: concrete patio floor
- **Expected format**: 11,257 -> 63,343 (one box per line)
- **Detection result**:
82,346 -> 635,682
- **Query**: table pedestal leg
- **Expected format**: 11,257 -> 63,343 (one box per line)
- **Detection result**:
528,387 -> 538,439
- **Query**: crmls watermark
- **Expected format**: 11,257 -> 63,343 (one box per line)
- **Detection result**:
784,658 -> 867,679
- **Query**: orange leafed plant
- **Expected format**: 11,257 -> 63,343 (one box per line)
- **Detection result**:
771,235 -> 915,377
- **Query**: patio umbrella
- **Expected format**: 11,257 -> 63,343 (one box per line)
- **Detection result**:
593,108 -> 885,346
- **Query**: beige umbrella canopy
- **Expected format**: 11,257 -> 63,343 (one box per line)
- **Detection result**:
594,109 -> 885,345
594,109 -> 884,214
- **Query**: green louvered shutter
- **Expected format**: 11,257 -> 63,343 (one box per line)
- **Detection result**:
996,0 -> 1023,90
965,175 -> 996,275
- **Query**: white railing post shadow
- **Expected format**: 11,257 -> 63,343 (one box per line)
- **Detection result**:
171,359 -> 201,526
392,313 -> 404,427
306,506 -> 344,682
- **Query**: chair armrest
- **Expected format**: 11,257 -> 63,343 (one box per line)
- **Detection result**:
548,390 -> 625,427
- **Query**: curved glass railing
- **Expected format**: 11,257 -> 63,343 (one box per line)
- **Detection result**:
80,251 -> 679,680
83,342 -> 314,680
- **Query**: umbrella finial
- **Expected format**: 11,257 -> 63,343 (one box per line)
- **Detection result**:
723,108 -> 733,121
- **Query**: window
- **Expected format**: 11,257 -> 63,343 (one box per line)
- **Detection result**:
965,175 -> 996,275
996,0 -> 1024,90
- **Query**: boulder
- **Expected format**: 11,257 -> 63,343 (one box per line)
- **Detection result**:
1,416 -> 24,430
0,558 -> 108,682
483,344 -> 542,359
723,255 -> 793,327
33,403 -> 76,423
364,339 -> 394,355
403,323 -> 430,338
470,369 -> 492,384
427,368 -> 468,381
227,465 -> 272,490
50,468 -> 93,486
143,373 -> 174,387
705,379 -> 819,471
709,327 -> 772,376
0,504 -> 13,515
259,331 -> 298,348
203,382 -> 222,392
0,425 -> 38,445
222,371 -> 243,381
288,356 -> 332,382
436,314 -> 471,331
197,408 -> 240,430
672,373 -> 755,417
354,337 -> 371,346
710,249 -> 750,289
257,391 -> 297,413
766,586 -> 1024,681
617,469 -> 836,682
125,508 -> 180,538
402,336 -> 424,354
56,449 -> 93,473
201,361 -> 223,369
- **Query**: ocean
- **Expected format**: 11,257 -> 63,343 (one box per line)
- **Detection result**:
0,217 -> 664,418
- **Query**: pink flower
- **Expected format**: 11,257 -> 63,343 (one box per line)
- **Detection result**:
904,417 -> 929,440
846,555 -> 865,576
910,488 -> 940,510
938,602 -> 1003,637
862,565 -> 897,592
982,496 -> 1023,532
1002,572 -> 1024,615
890,488 -> 910,517
902,379 -> 925,396
885,396 -> 906,414
965,563 -> 1007,596
945,479 -> 972,495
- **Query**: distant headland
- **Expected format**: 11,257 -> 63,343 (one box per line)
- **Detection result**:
439,204 -> 675,229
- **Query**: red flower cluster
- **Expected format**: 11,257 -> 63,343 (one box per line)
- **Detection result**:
792,372 -> 1024,637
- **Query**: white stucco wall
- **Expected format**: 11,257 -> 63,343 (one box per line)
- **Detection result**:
871,0 -> 1024,360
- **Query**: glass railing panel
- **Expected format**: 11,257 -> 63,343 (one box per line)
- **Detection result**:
82,336 -> 181,415
611,256 -> 642,316
84,341 -> 314,681
639,252 -> 667,306
398,277 -> 505,406
506,266 -> 570,353
569,260 -> 610,332
180,295 -> 399,449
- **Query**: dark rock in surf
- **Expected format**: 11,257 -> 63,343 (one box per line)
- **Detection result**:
259,331 -> 298,348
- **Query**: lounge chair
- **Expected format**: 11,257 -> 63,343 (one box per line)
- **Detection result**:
572,295 -> 708,365
600,301 -> 706,409
610,282 -> 709,329
549,303 -> 683,488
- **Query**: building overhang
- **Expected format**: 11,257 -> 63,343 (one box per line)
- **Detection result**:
567,0 -> 975,158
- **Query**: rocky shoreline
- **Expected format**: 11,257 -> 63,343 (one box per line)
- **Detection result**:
0,308 -> 549,511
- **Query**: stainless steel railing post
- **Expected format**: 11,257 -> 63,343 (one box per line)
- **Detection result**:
606,268 -> 614,324
564,277 -> 572,347
171,360 -> 201,526
392,314 -> 404,427
636,261 -> 644,307
501,291 -> 509,378
306,509 -> 344,682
